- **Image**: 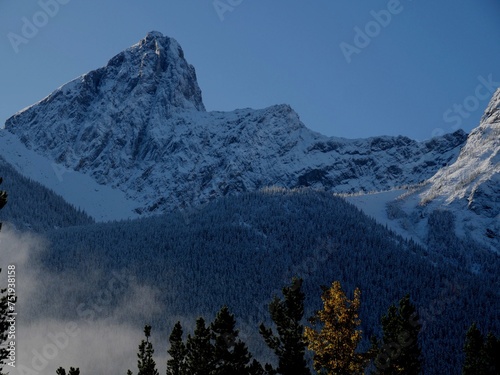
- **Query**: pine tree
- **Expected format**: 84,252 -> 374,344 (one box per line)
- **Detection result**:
211,305 -> 263,375
463,322 -> 485,375
167,321 -> 187,375
304,280 -> 366,375
128,325 -> 159,375
186,317 -> 215,375
259,277 -> 310,375
463,323 -> 500,375
482,332 -> 500,375
371,294 -> 422,374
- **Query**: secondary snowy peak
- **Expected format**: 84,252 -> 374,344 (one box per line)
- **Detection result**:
421,88 -> 500,218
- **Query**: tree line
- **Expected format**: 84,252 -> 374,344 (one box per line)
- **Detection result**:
53,278 -> 498,375
125,278 -> 499,375
0,180 -> 498,374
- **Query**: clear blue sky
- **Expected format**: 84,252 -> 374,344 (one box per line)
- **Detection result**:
1,0 -> 499,140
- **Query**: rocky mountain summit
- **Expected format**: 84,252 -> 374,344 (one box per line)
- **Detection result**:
421,88 -> 499,219
3,32 -> 470,216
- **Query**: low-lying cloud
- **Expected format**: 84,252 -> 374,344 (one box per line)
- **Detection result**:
0,225 -> 170,375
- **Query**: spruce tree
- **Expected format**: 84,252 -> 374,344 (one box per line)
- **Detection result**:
211,305 -> 263,375
482,332 -> 500,375
186,317 -> 215,375
259,277 -> 310,375
463,322 -> 485,375
462,323 -> 500,375
167,321 -> 187,375
303,280 -> 366,375
371,294 -> 422,374
128,325 -> 159,375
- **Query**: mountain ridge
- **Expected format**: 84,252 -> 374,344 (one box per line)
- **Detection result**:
1,32 -> 470,218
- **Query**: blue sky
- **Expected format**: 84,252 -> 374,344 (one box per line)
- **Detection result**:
1,0 -> 499,140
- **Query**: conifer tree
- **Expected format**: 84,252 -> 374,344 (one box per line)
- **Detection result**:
304,281 -> 366,375
462,323 -> 500,375
128,325 -> 159,375
211,305 -> 263,375
259,277 -> 310,375
371,294 -> 422,374
186,317 -> 215,375
167,321 -> 187,375
463,322 -> 484,375
482,332 -> 500,375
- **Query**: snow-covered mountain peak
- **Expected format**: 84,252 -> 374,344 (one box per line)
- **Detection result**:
419,88 -> 499,215
6,32 -> 204,134
1,33 -> 470,218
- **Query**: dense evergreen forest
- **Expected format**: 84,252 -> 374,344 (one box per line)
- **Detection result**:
31,190 -> 500,373
0,157 -> 94,231
0,168 -> 499,374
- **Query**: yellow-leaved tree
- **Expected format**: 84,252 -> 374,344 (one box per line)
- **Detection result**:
304,281 -> 368,375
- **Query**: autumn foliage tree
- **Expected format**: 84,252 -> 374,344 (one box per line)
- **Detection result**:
304,281 -> 367,375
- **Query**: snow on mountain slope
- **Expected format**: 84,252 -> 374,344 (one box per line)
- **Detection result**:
349,89 -> 499,253
421,88 -> 500,215
0,131 -> 139,221
1,32 -> 467,219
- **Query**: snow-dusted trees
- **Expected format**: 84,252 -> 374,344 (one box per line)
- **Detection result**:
0,158 -> 93,232
30,189 -> 500,374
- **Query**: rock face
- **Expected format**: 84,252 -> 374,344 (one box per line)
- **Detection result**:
421,88 -> 500,218
4,32 -> 468,215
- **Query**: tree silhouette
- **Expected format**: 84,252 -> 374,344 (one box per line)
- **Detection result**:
259,277 -> 310,375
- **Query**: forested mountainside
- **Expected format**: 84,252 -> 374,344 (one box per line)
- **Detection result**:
17,189 -> 497,374
0,156 -> 94,231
